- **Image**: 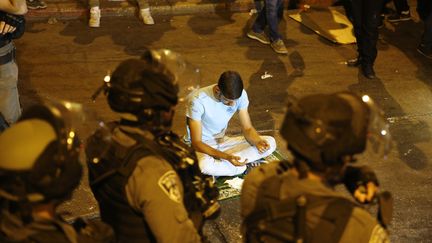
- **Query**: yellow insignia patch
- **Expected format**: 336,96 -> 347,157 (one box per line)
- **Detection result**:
158,171 -> 182,203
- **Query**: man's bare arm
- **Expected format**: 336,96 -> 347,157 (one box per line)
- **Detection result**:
0,0 -> 27,15
239,109 -> 262,145
239,109 -> 270,153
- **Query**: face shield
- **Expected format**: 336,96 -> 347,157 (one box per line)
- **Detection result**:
0,98 -> 106,203
337,92 -> 392,160
360,95 -> 392,158
45,99 -> 105,148
91,49 -> 201,103
150,49 -> 201,102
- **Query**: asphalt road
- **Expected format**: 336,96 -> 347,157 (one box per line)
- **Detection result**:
16,10 -> 432,242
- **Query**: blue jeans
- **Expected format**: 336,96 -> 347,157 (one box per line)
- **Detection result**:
0,42 -> 21,124
252,0 -> 284,42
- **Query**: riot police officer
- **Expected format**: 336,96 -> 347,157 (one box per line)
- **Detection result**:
0,102 -> 114,243
241,92 -> 392,243
86,50 -> 220,243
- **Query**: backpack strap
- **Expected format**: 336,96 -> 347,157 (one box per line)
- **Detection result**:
310,195 -> 355,243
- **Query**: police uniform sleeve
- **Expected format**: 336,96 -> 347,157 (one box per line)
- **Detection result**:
339,207 -> 390,243
125,155 -> 201,243
241,162 -> 281,218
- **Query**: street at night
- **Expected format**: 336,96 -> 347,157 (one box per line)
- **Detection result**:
7,1 -> 432,242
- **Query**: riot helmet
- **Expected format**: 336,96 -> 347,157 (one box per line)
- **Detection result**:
91,49 -> 200,133
0,102 -> 83,204
107,58 -> 178,115
280,92 -> 391,172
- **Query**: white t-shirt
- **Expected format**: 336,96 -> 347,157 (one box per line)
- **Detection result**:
186,84 -> 249,142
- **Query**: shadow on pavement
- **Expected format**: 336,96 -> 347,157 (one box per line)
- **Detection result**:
188,11 -> 235,35
348,72 -> 430,171
381,20 -> 432,89
59,16 -> 175,56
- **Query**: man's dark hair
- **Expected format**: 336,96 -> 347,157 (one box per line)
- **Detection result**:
217,71 -> 244,99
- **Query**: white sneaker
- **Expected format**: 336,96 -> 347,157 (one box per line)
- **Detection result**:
140,8 -> 154,25
89,7 -> 101,28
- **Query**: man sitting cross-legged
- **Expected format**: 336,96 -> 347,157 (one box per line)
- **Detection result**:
186,70 -> 276,176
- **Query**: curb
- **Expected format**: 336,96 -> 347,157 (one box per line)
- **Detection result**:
26,0 -> 255,20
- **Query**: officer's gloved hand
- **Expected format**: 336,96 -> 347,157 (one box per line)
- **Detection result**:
343,165 -> 379,204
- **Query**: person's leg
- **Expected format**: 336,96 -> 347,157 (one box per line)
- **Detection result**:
422,9 -> 432,46
393,0 -> 409,13
89,0 -> 101,27
341,0 -> 354,23
249,4 -> 271,44
277,0 -> 284,22
219,136 -> 276,163
0,44 -> 21,125
252,4 -> 268,33
254,0 -> 264,12
358,0 -> 383,78
265,0 -> 283,42
417,9 -> 432,58
361,0 -> 383,66
350,0 -> 363,56
197,152 -> 247,176
89,0 -> 99,8
137,0 -> 154,25
267,0 -> 288,53
387,0 -> 410,22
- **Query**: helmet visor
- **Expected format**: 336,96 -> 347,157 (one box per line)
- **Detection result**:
361,95 -> 392,158
150,49 -> 201,102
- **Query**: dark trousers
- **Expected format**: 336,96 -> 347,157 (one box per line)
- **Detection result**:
417,0 -> 432,46
392,0 -> 409,13
351,0 -> 384,66
419,4 -> 432,47
252,0 -> 284,42
423,13 -> 432,47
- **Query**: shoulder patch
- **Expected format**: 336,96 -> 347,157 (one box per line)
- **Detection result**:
158,171 -> 182,203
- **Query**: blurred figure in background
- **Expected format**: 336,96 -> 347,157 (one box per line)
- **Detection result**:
0,0 -> 27,125
89,0 -> 154,28
347,0 -> 385,79
246,0 -> 287,54
417,0 -> 432,59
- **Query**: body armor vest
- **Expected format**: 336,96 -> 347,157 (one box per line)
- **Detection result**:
86,124 -> 219,242
244,161 -> 355,243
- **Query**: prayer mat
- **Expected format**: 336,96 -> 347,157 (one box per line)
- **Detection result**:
288,7 -> 356,44
216,149 -> 286,201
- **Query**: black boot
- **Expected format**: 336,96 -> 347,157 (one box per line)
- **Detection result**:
361,64 -> 376,79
